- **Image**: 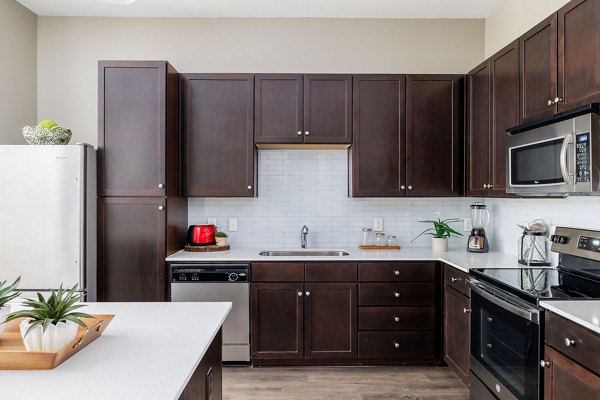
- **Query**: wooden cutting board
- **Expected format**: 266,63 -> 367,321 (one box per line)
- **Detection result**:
184,244 -> 230,252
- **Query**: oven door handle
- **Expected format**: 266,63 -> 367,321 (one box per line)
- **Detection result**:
467,280 -> 540,324
559,133 -> 574,186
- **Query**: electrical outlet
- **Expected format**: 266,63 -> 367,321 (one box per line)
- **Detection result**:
207,217 -> 217,226
464,218 -> 473,232
374,217 -> 383,232
229,218 -> 238,232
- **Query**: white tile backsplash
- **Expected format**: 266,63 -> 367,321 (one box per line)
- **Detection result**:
189,150 -> 474,249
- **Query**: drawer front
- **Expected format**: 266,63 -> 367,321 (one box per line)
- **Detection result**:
251,263 -> 304,282
443,264 -> 469,297
359,307 -> 435,331
358,262 -> 435,282
305,263 -> 357,282
358,331 -> 435,359
359,283 -> 435,306
546,312 -> 600,375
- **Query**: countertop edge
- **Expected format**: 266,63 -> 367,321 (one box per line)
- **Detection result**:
540,301 -> 600,335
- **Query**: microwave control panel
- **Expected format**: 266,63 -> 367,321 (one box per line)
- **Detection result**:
576,133 -> 591,183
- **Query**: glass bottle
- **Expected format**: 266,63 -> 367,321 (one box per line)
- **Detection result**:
387,235 -> 398,247
375,232 -> 387,246
361,228 -> 373,246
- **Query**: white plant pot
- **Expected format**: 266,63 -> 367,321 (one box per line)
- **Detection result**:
432,237 -> 449,252
216,237 -> 228,246
19,319 -> 78,352
0,304 -> 10,337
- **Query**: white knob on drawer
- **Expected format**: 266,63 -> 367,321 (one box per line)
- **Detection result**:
401,185 -> 406,190
305,291 -> 311,296
158,206 -> 164,211
158,183 -> 164,188
393,342 -> 400,349
297,292 -> 303,297
463,308 -> 471,314
297,131 -> 302,136
394,316 -> 400,322
247,185 -> 252,190
540,360 -> 551,368
305,131 -> 310,136
565,338 -> 575,347
451,277 -> 459,282
548,99 -> 553,106
408,186 -> 413,190
394,270 -> 400,276
394,292 -> 400,298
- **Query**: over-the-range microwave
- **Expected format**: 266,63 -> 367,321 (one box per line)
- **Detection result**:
506,103 -> 600,197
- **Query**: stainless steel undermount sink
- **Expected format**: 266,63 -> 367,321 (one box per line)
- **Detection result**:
259,250 -> 350,257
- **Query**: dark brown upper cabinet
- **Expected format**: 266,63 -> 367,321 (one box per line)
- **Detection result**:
467,41 -> 519,198
352,75 -> 406,197
181,74 -> 255,197
255,74 -> 352,144
98,61 -> 180,197
405,75 -> 463,197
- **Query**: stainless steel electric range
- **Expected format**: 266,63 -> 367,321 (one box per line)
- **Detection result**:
467,226 -> 600,400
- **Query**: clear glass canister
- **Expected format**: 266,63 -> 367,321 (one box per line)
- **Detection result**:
518,231 -> 550,266
387,235 -> 398,247
375,232 -> 387,246
362,228 -> 373,246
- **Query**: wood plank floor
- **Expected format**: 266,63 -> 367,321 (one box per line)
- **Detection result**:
223,366 -> 469,400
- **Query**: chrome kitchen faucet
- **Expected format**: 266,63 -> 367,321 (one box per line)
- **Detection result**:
301,225 -> 309,249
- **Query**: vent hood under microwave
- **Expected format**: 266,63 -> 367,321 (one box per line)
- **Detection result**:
506,104 -> 600,197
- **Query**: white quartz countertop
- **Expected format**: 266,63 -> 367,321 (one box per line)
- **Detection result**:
166,247 -> 521,273
0,302 -> 231,400
540,300 -> 600,335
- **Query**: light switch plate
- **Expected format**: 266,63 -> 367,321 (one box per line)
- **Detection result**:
229,218 -> 238,232
374,217 -> 383,232
208,217 -> 217,226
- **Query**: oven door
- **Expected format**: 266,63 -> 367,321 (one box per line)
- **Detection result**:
469,283 -> 541,400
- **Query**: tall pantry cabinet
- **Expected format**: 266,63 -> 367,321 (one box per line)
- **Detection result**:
98,61 -> 187,301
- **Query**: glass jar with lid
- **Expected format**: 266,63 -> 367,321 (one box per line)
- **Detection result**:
361,228 -> 374,246
387,235 -> 398,247
375,232 -> 387,246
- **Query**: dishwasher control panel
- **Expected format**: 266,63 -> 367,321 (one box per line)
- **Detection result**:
171,264 -> 249,283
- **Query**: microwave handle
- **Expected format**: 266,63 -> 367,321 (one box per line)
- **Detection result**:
560,134 -> 574,185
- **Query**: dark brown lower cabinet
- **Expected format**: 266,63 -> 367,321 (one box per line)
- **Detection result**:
443,285 -> 470,385
544,345 -> 600,400
180,329 -> 223,400
305,283 -> 357,359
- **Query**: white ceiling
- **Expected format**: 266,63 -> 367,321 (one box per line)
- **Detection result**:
16,0 -> 505,18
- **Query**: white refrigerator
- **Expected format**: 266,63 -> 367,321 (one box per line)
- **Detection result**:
0,144 -> 97,300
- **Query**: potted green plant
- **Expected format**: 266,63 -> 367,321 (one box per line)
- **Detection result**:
5,284 -> 92,352
215,231 -> 228,246
0,277 -> 21,337
412,218 -> 463,252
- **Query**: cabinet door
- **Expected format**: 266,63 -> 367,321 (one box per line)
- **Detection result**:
304,283 -> 357,359
181,74 -> 255,197
352,75 -> 406,197
251,283 -> 304,359
490,40 -> 520,197
544,345 -> 600,400
255,74 -> 303,143
98,197 -> 166,301
444,286 -> 470,385
99,61 -> 175,197
558,0 -> 600,112
467,60 -> 491,197
181,329 -> 222,400
405,75 -> 463,197
519,14 -> 558,123
303,74 -> 352,144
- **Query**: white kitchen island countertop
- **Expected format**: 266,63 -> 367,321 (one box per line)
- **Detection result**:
166,247 -> 521,273
0,302 -> 231,400
540,300 -> 600,335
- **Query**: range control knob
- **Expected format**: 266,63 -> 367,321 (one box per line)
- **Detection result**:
560,236 -> 568,244
228,273 -> 239,282
179,274 -> 187,281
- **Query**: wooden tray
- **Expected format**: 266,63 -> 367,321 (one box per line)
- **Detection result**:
359,245 -> 401,250
185,244 -> 230,252
0,314 -> 114,370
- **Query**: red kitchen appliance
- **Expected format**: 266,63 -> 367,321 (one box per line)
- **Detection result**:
187,225 -> 217,246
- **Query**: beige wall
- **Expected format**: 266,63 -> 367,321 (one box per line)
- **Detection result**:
0,0 -> 37,144
37,17 -> 485,147
485,0 -> 571,57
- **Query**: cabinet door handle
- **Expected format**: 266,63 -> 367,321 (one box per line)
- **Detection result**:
297,131 -> 302,136
548,99 -> 553,106
540,360 -> 551,368
565,337 -> 576,347
555,97 -> 563,104
394,316 -> 400,322
408,186 -> 413,190
297,292 -> 303,297
400,185 -> 406,190
305,131 -> 310,136
247,185 -> 252,190
394,270 -> 400,276
483,184 -> 487,189
463,308 -> 471,314
158,206 -> 164,211
393,341 -> 400,349
158,183 -> 164,188
394,292 -> 400,298
305,291 -> 311,297
451,277 -> 459,282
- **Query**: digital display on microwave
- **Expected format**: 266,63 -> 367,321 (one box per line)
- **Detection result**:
578,134 -> 589,143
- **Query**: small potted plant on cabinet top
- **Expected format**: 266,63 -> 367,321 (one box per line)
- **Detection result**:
0,277 -> 21,338
412,218 -> 463,252
5,284 -> 93,352
215,231 -> 228,246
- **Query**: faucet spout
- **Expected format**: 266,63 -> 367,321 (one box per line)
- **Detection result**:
301,225 -> 309,249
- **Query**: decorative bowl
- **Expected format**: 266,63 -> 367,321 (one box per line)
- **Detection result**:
22,126 -> 72,145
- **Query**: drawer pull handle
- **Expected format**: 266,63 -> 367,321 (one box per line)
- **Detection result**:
305,291 -> 311,297
394,316 -> 400,322
394,292 -> 400,298
463,308 -> 471,314
394,270 -> 400,276
297,292 -> 303,297
451,277 -> 459,282
565,338 -> 575,347
393,341 -> 400,349
540,360 -> 551,368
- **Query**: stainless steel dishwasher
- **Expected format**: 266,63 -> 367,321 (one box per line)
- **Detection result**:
171,263 -> 250,362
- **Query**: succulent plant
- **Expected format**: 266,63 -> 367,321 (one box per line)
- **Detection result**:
215,231 -> 228,238
411,218 -> 464,241
0,277 -> 21,309
5,284 -> 93,338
